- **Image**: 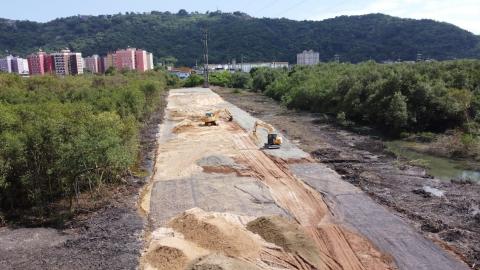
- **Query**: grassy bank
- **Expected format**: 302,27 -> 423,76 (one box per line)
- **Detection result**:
0,71 -> 175,224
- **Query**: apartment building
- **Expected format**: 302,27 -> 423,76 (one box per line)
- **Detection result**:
11,57 -> 30,75
0,55 -> 13,73
52,50 -> 70,75
114,48 -> 136,70
103,53 -> 115,71
135,49 -> 148,72
51,50 -> 83,76
84,55 -> 100,73
27,51 -> 46,75
297,50 -> 320,65
147,53 -> 154,70
69,52 -> 84,75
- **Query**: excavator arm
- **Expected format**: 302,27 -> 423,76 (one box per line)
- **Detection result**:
213,109 -> 233,122
253,120 -> 276,134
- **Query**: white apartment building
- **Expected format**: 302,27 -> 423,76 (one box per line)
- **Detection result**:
0,55 -> 14,73
297,50 -> 320,65
84,55 -> 100,73
11,57 -> 30,75
52,50 -> 83,75
147,53 -> 154,70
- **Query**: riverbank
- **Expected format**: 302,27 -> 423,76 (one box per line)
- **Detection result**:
214,87 -> 480,269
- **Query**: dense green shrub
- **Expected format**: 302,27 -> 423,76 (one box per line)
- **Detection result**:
209,71 -> 232,87
183,74 -> 204,87
229,72 -> 252,89
0,71 -> 168,216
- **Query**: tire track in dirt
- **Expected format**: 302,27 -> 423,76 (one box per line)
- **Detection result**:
232,132 -> 394,270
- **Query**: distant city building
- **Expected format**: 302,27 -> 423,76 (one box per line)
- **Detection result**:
51,49 -> 83,76
135,49 -> 148,72
52,50 -> 70,75
84,55 -> 100,73
69,52 -> 84,75
147,53 -> 154,70
10,56 -> 29,75
114,48 -> 136,70
103,53 -> 115,71
0,55 -> 14,73
297,50 -> 320,65
27,52 -> 45,75
205,62 -> 289,73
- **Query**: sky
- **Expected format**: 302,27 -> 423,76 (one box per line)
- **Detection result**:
1,0 -> 479,34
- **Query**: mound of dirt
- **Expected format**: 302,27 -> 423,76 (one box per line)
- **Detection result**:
187,254 -> 260,270
246,216 -> 325,269
173,119 -> 195,133
168,209 -> 260,257
145,246 -> 188,270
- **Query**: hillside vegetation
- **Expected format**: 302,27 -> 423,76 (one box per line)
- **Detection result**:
1,11 -> 479,65
0,71 -> 173,223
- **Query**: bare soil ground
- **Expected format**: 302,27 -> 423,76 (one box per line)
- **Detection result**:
142,88 -> 397,270
214,87 -> 480,269
0,93 -> 167,270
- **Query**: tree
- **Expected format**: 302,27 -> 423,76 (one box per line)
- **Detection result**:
386,92 -> 409,133
229,72 -> 252,89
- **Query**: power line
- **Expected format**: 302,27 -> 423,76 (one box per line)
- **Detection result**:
274,0 -> 310,17
254,0 -> 280,16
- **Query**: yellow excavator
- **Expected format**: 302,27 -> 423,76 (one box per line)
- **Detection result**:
252,120 -> 282,149
203,108 -> 233,126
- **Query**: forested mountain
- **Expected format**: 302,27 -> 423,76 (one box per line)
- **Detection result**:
1,11 -> 479,65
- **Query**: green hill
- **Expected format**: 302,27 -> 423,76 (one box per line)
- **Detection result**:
1,11 -> 479,66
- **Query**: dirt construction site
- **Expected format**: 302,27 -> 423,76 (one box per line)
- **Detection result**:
139,88 -> 470,270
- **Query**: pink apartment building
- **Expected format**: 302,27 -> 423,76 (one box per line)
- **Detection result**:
114,48 -> 136,70
135,49 -> 148,72
27,51 -> 46,75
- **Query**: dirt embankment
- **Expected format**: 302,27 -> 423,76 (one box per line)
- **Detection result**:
214,87 -> 480,269
0,92 -> 168,270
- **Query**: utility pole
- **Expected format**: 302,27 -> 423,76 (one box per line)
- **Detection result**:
202,29 -> 210,88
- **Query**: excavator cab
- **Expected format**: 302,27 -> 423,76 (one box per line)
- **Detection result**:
267,134 -> 282,149
253,120 -> 282,149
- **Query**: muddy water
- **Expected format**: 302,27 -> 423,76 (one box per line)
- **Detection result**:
386,140 -> 480,182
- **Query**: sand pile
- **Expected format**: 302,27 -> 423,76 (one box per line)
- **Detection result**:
187,254 -> 260,270
143,208 -> 339,270
173,119 -> 195,133
145,246 -> 188,270
169,209 -> 260,257
247,216 -> 328,269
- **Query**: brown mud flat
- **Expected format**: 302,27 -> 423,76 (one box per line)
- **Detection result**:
0,93 -> 168,270
214,87 -> 480,269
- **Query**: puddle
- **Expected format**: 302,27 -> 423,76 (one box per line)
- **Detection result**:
386,140 -> 480,182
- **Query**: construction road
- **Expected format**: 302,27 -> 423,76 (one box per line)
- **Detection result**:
140,88 -> 469,270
